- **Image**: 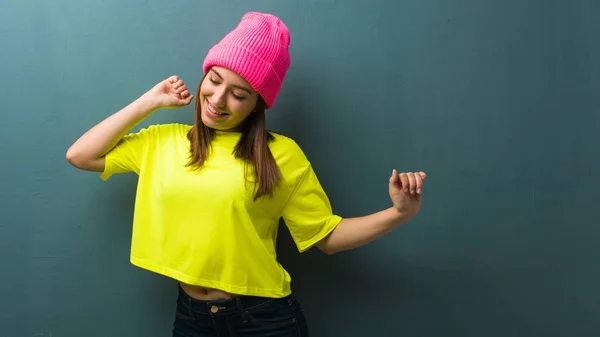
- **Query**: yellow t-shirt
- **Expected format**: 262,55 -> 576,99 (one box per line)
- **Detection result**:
100,123 -> 342,298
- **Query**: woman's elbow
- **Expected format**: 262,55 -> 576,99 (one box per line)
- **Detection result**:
65,147 -> 104,172
65,147 -> 81,167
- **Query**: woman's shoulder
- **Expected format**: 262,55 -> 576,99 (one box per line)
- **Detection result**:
267,130 -> 310,167
149,122 -> 192,134
131,123 -> 192,139
267,130 -> 301,150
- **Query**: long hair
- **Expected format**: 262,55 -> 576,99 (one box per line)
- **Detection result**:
186,73 -> 283,200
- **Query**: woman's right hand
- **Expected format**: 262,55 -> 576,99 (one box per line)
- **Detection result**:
143,75 -> 195,110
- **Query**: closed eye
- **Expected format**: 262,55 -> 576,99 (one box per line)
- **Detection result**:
208,74 -> 248,101
232,93 -> 246,101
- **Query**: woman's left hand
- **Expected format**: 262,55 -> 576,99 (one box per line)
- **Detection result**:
389,169 -> 427,219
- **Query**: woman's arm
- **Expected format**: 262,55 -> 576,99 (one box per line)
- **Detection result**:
65,76 -> 193,172
65,97 -> 157,172
316,170 -> 427,254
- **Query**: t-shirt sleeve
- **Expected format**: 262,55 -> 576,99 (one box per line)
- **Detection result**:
99,125 -> 157,181
281,164 -> 342,253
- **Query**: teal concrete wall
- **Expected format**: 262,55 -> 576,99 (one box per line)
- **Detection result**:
1,0 -> 598,336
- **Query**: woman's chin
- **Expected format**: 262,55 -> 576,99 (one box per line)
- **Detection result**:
200,114 -> 237,131
200,113 -> 222,128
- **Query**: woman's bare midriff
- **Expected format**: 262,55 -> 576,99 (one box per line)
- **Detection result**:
179,282 -> 238,300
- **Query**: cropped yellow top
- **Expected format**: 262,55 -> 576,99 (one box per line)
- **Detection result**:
100,123 -> 342,298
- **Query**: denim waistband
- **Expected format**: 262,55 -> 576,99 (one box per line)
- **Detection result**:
177,285 -> 295,317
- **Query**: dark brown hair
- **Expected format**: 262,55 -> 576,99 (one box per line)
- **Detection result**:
186,73 -> 283,200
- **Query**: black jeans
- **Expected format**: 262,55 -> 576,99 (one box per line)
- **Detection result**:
172,285 -> 310,337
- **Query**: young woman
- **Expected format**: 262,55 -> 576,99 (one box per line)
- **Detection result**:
66,11 -> 426,337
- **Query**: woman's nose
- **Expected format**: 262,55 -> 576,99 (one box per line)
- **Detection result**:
211,88 -> 227,107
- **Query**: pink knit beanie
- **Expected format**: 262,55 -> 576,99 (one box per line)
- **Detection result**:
202,12 -> 291,109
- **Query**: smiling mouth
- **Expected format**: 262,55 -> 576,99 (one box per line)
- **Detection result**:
206,99 -> 228,116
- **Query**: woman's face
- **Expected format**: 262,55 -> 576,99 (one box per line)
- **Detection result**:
199,66 -> 259,131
